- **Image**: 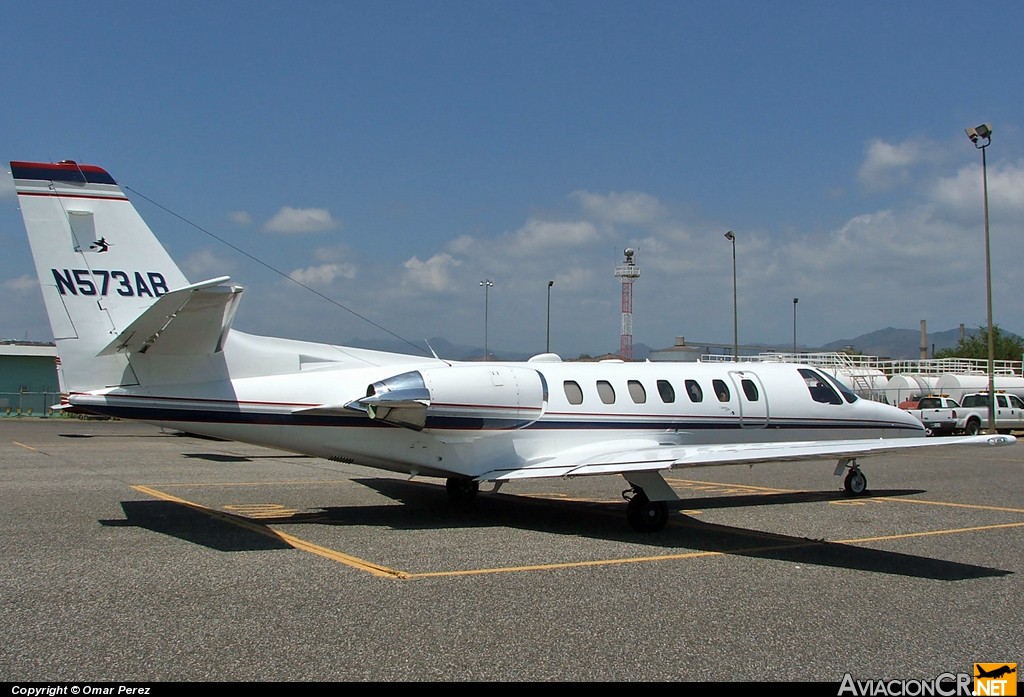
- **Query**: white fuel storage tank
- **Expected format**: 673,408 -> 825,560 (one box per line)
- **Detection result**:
934,373 -> 1024,402
886,374 -> 940,405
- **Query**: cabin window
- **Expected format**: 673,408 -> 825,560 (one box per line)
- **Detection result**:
799,368 -> 842,405
657,380 -> 675,403
713,379 -> 730,402
563,380 -> 584,405
741,378 -> 759,401
1010,395 -> 1024,409
685,379 -> 703,402
597,380 -> 615,404
627,380 -> 646,404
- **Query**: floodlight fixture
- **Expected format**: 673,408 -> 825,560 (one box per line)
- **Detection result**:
965,123 -> 992,144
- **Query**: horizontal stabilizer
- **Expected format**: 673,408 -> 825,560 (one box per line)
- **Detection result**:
99,276 -> 241,356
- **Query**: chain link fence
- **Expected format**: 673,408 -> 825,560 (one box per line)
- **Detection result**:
0,391 -> 64,417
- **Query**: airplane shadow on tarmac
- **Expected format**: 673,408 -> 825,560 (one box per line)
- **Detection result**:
101,476 -> 1013,581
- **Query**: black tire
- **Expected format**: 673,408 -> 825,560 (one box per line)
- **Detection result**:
844,469 -> 868,496
626,490 -> 669,532
964,419 -> 981,436
445,477 -> 479,505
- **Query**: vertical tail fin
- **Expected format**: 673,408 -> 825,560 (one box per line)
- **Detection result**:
11,160 -> 194,391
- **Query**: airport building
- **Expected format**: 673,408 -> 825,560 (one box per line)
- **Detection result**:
0,341 -> 60,416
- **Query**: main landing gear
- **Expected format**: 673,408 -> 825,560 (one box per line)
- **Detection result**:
839,459 -> 868,496
623,486 -> 669,533
447,476 -> 672,533
446,477 -> 479,505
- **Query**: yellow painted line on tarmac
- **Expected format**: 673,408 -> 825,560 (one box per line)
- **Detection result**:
408,519 -> 1024,579
223,503 -> 301,518
138,479 -> 356,488
131,485 -> 409,580
272,530 -> 410,580
666,478 -> 792,494
881,496 -> 1024,515
406,549 -> 731,579
669,477 -> 1024,515
833,520 -> 1024,545
12,441 -> 43,453
128,476 -> 1024,581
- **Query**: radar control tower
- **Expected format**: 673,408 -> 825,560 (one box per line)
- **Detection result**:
614,248 -> 640,360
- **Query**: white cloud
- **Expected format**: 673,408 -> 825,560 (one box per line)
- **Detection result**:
229,210 -> 252,225
448,235 -> 475,255
183,248 -> 234,279
2,274 -> 39,292
930,161 -> 1024,220
402,253 -> 461,292
572,191 -> 667,224
264,207 -> 339,234
506,218 -> 601,256
444,217 -> 600,262
857,138 -> 937,191
288,262 -> 357,286
312,244 -> 356,263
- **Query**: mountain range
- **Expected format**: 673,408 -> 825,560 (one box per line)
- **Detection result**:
345,326 -> 997,362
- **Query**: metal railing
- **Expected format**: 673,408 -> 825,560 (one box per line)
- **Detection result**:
700,352 -> 1021,378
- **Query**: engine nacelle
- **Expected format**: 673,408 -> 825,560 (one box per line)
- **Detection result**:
347,365 -> 548,433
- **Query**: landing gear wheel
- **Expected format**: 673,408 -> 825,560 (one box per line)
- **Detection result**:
626,489 -> 669,532
844,469 -> 868,496
446,477 -> 479,505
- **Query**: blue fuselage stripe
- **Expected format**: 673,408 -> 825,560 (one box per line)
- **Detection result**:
74,403 -> 920,434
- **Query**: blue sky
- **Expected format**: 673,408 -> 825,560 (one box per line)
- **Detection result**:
3,1 -> 1024,358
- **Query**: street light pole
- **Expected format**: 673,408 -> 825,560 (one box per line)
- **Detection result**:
724,231 -> 737,360
546,280 -> 554,353
480,279 -> 494,360
965,123 -> 995,433
793,298 -> 798,355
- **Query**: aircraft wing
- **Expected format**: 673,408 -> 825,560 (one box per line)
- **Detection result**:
480,433 -> 1016,481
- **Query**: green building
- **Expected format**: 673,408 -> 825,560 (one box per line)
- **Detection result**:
0,342 -> 60,417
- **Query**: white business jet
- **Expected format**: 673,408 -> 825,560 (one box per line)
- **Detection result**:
9,160 -> 1015,532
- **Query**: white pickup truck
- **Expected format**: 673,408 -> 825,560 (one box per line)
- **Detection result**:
956,392 -> 1024,435
903,392 -> 1024,435
902,395 -> 962,436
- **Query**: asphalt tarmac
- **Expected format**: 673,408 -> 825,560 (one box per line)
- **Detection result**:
1,417 -> 1021,683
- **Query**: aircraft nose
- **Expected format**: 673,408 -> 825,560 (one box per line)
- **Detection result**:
882,400 -> 927,434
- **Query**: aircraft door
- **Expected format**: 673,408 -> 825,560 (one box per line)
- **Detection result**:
728,370 -> 768,429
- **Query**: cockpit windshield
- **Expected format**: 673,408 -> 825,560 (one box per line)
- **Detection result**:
798,367 -> 856,405
820,370 -> 859,403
